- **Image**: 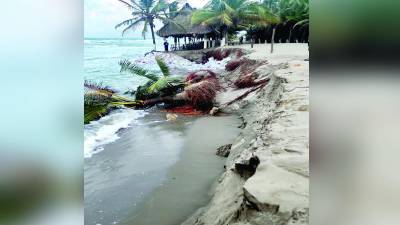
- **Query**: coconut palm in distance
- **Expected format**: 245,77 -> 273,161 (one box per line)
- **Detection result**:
115,0 -> 179,50
191,0 -> 252,46
191,0 -> 278,47
261,0 -> 309,52
242,2 -> 280,52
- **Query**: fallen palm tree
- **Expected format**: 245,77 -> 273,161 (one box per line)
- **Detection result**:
119,56 -> 185,101
141,70 -> 220,111
84,81 -> 142,124
119,57 -> 220,111
85,57 -> 222,124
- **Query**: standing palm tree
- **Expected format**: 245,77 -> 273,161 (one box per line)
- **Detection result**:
264,0 -> 309,45
243,2 -> 279,51
115,0 -> 179,50
191,0 -> 252,46
192,0 -> 278,47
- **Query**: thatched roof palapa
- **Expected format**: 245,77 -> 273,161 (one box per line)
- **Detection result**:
157,3 -> 214,38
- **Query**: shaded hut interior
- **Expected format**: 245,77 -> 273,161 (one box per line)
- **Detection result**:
157,3 -> 220,51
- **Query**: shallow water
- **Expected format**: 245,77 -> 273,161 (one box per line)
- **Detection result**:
84,112 -> 240,225
84,38 -> 238,225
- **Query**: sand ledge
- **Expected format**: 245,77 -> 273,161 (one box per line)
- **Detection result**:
181,43 -> 309,225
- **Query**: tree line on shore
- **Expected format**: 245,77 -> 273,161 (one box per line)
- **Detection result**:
115,0 -> 309,50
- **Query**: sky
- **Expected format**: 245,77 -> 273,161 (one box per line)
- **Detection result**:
84,0 -> 207,38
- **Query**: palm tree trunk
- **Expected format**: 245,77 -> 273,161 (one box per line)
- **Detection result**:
221,26 -> 228,46
271,27 -> 276,53
149,21 -> 156,51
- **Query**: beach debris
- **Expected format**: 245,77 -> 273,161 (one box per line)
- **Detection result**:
223,57 -> 272,89
203,48 -> 244,63
166,113 -> 178,121
84,81 -> 142,124
163,105 -> 204,116
226,82 -> 268,106
183,74 -> 219,110
84,56 -> 224,124
225,59 -> 243,71
234,155 -> 260,178
209,107 -> 219,116
227,58 -> 269,88
216,144 -> 232,157
234,74 -> 270,88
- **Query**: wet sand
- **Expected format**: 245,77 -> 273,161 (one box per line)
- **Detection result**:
84,111 -> 240,225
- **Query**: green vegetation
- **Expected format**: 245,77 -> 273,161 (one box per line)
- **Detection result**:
84,81 -> 142,124
86,0 -> 309,124
119,56 -> 184,101
115,0 -> 180,49
191,0 -> 308,49
115,0 -> 308,50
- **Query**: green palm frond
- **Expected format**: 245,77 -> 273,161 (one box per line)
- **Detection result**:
116,0 -> 136,10
151,0 -> 168,13
155,56 -> 170,77
84,104 -> 109,124
115,18 -> 136,29
167,1 -> 179,18
293,18 -> 309,28
116,0 -> 183,48
242,3 -> 280,27
122,18 -> 145,36
142,20 -> 148,38
191,10 -> 219,25
220,13 -> 233,26
84,81 -> 143,124
119,59 -> 159,81
84,80 -> 116,96
147,76 -> 183,94
154,15 -> 186,31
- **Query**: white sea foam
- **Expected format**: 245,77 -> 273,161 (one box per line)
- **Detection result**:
84,109 -> 146,158
134,52 -> 231,76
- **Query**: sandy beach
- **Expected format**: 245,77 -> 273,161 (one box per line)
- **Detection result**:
84,42 -> 309,225
181,43 -> 309,225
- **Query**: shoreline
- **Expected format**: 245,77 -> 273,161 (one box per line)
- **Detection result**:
177,43 -> 309,225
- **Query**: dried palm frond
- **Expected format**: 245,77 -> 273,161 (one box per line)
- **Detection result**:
227,58 -> 269,88
186,70 -> 218,83
183,76 -> 219,110
84,80 -> 116,96
204,48 -> 244,62
234,73 -> 258,88
225,59 -> 242,71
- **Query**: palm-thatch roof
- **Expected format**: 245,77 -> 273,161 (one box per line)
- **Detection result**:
157,3 -> 214,38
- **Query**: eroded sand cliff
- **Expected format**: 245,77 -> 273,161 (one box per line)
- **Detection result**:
183,43 -> 309,225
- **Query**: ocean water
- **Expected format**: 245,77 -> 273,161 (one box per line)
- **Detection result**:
84,38 -> 163,92
84,38 -> 157,158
